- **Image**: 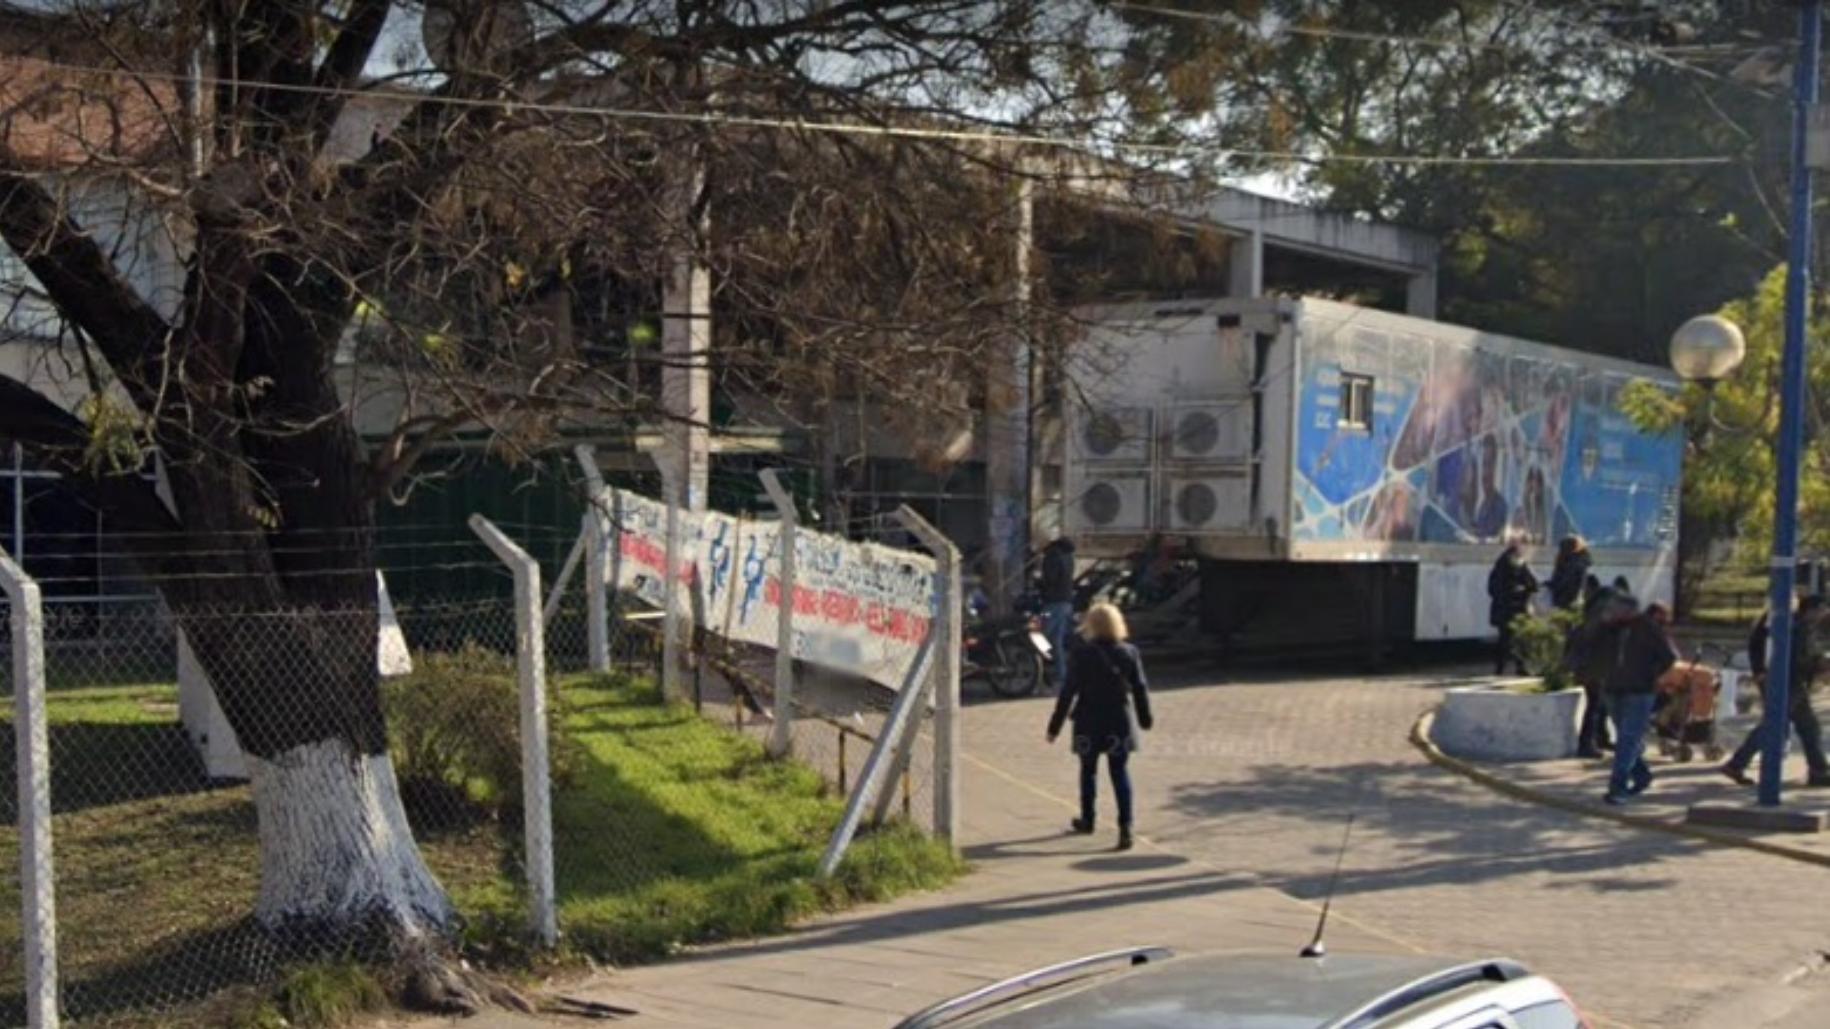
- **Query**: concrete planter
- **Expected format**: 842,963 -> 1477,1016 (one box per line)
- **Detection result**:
1431,680 -> 1585,762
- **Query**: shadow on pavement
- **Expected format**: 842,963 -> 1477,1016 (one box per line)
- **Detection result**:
966,833 -> 1101,861
1161,758 -> 1714,901
651,868 -> 1252,968
1073,853 -> 1187,873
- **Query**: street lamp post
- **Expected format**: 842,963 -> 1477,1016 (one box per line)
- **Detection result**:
1760,0 -> 1821,809
1673,2 -> 1821,809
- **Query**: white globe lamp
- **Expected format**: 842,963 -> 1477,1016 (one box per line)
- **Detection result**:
1669,314 -> 1746,386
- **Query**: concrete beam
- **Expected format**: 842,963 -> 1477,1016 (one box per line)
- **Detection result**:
1227,228 -> 1263,298
1189,185 -> 1439,280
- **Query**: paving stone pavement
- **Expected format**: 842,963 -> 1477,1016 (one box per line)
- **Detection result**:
402,664 -> 1830,1029
960,665 -> 1830,1029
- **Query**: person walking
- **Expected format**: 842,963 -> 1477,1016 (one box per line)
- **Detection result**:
1046,602 -> 1153,851
1567,585 -> 1620,757
1601,593 -> 1679,805
1038,536 -> 1077,693
1721,595 -> 1830,788
1487,544 -> 1539,675
1547,536 -> 1592,611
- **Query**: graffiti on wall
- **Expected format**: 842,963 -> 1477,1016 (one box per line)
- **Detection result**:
1292,321 -> 1682,550
602,488 -> 940,689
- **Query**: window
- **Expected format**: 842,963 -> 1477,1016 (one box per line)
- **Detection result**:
1339,373 -> 1375,432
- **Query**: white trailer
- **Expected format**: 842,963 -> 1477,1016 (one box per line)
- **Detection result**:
1064,296 -> 1682,649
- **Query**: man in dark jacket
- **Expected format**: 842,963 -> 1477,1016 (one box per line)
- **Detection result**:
1722,596 -> 1830,788
1566,586 -> 1621,756
1547,536 -> 1592,610
1487,544 -> 1539,675
1602,594 -> 1678,804
1039,537 -> 1077,691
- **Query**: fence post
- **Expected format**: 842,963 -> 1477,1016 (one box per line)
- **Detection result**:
541,528 -> 586,629
466,516 -> 558,948
818,633 -> 938,878
574,445 -> 611,672
759,469 -> 798,757
2,545 -> 58,1028
894,505 -> 961,849
871,671 -> 931,826
654,447 -> 685,703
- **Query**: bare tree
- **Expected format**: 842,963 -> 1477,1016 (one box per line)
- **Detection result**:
0,0 -> 1193,950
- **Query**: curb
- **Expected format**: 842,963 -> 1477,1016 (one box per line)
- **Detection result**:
1410,710 -> 1830,870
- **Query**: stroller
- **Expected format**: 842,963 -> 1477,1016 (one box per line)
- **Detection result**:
1652,644 -> 1725,763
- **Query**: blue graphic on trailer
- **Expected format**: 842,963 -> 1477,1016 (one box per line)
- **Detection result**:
1291,322 -> 1680,549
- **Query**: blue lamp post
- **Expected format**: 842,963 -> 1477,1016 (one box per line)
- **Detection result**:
1759,0 -> 1821,808
1672,2 -> 1820,808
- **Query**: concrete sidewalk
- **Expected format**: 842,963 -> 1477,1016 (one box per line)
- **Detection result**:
419,745 -> 1410,1028
1421,701 -> 1830,867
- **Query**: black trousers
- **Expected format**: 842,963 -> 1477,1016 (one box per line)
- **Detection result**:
1494,621 -> 1525,675
1578,682 -> 1612,753
1078,747 -> 1133,829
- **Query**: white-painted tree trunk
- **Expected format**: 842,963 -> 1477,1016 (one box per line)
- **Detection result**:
246,739 -> 454,938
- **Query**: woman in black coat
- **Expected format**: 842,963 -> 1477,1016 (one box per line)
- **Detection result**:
1487,544 -> 1539,675
1547,536 -> 1592,610
1047,602 -> 1153,851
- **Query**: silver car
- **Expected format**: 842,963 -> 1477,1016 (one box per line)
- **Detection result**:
894,947 -> 1587,1029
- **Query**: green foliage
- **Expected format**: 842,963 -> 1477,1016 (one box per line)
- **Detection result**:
465,674 -> 964,966
1623,267 -> 1830,567
225,963 -> 388,1029
1509,608 -> 1582,693
76,393 -> 147,475
1150,2 -> 1791,366
4,670 -> 959,1024
268,963 -> 388,1027
383,644 -> 581,823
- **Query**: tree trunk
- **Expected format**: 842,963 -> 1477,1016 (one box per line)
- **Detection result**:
156,259 -> 457,941
245,739 -> 453,937
176,590 -> 457,943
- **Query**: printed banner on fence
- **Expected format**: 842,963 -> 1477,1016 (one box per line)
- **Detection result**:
600,487 -> 939,689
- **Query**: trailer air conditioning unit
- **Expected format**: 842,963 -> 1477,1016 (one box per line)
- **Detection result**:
1070,469 -> 1151,533
1165,471 -> 1250,532
1074,406 -> 1153,463
1166,402 -> 1251,462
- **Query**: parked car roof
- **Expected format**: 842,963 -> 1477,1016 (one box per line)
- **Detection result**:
902,949 -> 1545,1029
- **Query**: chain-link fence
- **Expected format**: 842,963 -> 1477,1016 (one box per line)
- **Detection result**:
3,513 -> 947,1025
1,592 -> 525,1023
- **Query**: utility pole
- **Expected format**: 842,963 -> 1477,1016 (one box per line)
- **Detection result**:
984,172 -> 1035,612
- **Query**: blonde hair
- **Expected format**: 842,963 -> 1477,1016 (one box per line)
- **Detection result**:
1079,602 -> 1129,643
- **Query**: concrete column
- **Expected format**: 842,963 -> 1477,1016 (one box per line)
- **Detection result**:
1228,227 -> 1264,297
1406,269 -> 1439,319
663,162 -> 711,514
984,174 -> 1034,611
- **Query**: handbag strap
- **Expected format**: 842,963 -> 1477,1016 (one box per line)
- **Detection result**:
1092,643 -> 1135,697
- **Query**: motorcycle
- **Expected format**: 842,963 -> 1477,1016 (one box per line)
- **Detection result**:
963,592 -> 1053,698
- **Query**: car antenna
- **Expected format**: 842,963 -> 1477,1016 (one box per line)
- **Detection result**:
1300,811 -> 1356,959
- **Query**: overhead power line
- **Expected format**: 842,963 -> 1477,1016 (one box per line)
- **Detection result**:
24,58 -> 1744,169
